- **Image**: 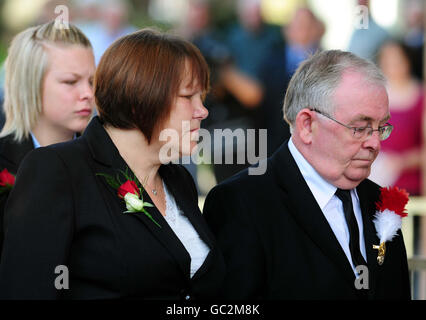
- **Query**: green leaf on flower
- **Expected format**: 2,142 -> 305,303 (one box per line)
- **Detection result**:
95,173 -> 121,189
143,202 -> 154,207
142,208 -> 162,228
97,167 -> 161,228
0,186 -> 12,194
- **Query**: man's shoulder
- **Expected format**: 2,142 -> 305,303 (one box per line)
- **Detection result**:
207,160 -> 276,207
222,159 -> 272,185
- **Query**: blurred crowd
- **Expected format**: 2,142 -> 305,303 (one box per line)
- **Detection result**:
0,0 -> 424,189
0,0 -> 424,296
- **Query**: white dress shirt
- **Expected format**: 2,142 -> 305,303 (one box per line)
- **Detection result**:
163,181 -> 210,278
30,132 -> 77,149
288,139 -> 367,275
30,132 -> 41,149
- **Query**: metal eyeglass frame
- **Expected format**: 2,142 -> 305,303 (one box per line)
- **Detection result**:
310,108 -> 393,141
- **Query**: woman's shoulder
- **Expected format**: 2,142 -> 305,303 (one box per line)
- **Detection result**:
21,137 -> 89,173
41,136 -> 88,157
0,134 -> 34,171
0,134 -> 29,151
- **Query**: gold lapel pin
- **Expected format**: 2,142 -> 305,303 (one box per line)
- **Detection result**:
372,242 -> 386,265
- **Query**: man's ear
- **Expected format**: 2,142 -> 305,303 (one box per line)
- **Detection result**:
295,108 -> 315,144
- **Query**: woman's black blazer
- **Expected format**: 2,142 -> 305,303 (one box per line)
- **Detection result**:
0,117 -> 225,299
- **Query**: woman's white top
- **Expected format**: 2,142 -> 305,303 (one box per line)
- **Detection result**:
162,181 -> 210,278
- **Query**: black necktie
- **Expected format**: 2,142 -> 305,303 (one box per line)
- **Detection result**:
335,188 -> 367,268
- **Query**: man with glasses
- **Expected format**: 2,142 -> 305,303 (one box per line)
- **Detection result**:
203,50 -> 410,299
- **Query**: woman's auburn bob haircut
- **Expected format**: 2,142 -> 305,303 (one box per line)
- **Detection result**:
94,28 -> 210,143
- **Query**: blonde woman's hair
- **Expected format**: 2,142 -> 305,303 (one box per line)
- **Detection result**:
1,21 -> 92,142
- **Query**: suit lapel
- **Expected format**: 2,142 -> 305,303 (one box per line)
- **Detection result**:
271,142 -> 357,286
131,189 -> 192,278
83,116 -> 191,278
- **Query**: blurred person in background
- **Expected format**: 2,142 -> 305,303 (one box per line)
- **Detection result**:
369,40 -> 425,299
259,7 -> 325,156
369,40 -> 424,197
0,21 -> 95,256
226,0 -> 281,81
403,0 -> 423,80
283,7 -> 324,75
73,0 -> 137,64
174,0 -> 230,193
347,0 -> 389,61
179,0 -> 271,184
72,0 -> 104,48
208,0 -> 281,183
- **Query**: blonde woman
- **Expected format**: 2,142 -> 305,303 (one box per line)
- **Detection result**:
0,21 -> 95,254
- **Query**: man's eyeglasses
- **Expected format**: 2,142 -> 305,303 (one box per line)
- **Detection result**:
310,108 -> 393,141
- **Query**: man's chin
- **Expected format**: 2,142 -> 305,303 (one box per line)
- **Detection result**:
343,168 -> 371,186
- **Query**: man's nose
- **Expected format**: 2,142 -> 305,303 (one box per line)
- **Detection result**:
363,130 -> 381,151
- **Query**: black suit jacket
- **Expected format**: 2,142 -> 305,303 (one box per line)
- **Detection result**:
0,135 -> 34,256
203,141 -> 411,300
0,116 -> 225,299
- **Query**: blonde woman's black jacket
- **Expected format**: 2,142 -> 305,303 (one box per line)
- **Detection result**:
0,134 -> 34,256
0,117 -> 225,299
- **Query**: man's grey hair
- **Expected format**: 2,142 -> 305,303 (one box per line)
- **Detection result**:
283,50 -> 386,128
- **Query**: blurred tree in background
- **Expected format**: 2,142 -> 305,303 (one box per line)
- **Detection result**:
0,0 -> 8,63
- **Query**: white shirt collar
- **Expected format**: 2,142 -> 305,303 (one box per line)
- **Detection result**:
288,138 -> 337,210
30,132 -> 41,149
30,132 -> 77,149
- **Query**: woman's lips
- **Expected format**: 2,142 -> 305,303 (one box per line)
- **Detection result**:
75,109 -> 92,116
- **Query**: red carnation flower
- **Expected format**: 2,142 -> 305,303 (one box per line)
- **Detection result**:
375,186 -> 409,217
0,168 -> 15,187
117,180 -> 140,198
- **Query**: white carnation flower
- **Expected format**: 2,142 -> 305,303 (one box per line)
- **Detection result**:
124,192 -> 144,212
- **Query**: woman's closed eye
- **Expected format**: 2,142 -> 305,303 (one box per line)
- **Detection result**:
62,79 -> 77,85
